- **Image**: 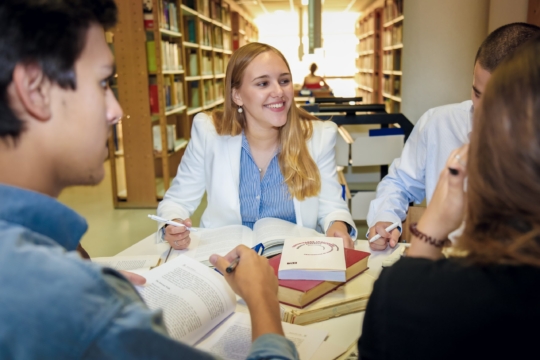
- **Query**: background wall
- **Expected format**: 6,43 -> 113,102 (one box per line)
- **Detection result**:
401,0 -> 489,124
489,0 -> 528,32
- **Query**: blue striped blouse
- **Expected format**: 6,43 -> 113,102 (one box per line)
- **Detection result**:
239,133 -> 296,229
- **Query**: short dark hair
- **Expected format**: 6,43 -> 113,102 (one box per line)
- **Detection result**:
310,63 -> 318,74
475,22 -> 540,73
0,0 -> 118,141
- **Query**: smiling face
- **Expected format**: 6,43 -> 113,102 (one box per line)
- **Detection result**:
232,51 -> 293,132
50,23 -> 122,187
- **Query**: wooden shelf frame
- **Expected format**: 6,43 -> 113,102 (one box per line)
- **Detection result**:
109,0 -> 257,208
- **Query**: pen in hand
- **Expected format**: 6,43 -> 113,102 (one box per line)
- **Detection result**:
147,215 -> 197,232
369,221 -> 400,243
225,243 -> 265,273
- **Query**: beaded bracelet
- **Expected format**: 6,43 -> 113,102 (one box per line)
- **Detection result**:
409,222 -> 448,248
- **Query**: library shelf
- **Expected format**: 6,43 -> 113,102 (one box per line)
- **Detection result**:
383,70 -> 402,75
382,92 -> 402,102
357,50 -> 374,56
357,85 -> 374,92
383,43 -> 403,51
187,107 -> 204,116
180,4 -> 197,17
108,0 -> 258,207
165,105 -> 187,116
383,14 -> 404,28
358,31 -> 374,40
154,138 -> 189,158
198,13 -> 212,23
159,28 -> 182,37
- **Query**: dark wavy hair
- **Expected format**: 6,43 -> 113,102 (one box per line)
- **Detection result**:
460,35 -> 540,267
0,0 -> 118,141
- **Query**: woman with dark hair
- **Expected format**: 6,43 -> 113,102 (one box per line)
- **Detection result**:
157,43 -> 356,250
358,35 -> 540,359
302,63 -> 329,90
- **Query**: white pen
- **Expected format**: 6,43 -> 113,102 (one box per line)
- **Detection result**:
147,215 -> 197,232
369,221 -> 400,243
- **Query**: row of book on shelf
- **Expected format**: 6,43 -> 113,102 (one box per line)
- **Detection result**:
383,24 -> 403,47
143,1 -> 179,32
383,51 -> 402,71
149,77 -> 184,114
383,75 -> 401,96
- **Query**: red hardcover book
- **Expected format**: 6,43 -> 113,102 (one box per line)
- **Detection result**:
149,84 -> 159,114
268,248 -> 370,308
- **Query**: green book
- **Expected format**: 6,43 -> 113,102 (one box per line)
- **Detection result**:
146,41 -> 157,72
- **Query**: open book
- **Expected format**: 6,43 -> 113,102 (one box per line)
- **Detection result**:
169,218 -> 324,264
137,255 -> 328,359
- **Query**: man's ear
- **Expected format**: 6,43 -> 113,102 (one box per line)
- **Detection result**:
10,63 -> 52,122
232,88 -> 243,107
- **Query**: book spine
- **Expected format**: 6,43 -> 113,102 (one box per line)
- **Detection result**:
149,82 -> 159,114
146,41 -> 157,72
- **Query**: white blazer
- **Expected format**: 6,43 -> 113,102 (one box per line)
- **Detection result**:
157,113 -> 356,237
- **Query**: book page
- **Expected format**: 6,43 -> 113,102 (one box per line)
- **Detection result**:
169,225 -> 253,263
92,255 -> 160,271
196,312 -> 327,360
253,218 -> 323,248
137,256 -> 236,345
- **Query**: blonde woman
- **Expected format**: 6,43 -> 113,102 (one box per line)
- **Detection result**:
158,42 -> 356,250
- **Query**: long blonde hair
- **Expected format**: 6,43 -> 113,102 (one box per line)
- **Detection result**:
212,42 -> 321,200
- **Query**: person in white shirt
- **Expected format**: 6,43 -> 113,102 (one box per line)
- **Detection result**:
367,23 -> 540,250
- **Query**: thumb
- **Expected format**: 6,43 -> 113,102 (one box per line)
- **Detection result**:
183,218 -> 193,227
210,254 -> 231,274
119,270 -> 147,286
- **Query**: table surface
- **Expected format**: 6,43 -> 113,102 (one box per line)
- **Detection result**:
117,234 -> 405,359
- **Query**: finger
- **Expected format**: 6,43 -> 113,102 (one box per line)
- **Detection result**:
169,226 -> 189,235
369,240 -> 388,251
209,254 -> 231,274
389,229 -> 400,247
183,218 -> 192,227
119,271 -> 147,285
374,225 -> 391,239
368,226 -> 376,239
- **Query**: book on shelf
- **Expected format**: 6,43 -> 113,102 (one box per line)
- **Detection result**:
152,124 -> 176,152
137,255 -> 328,359
189,81 -> 200,108
278,237 -> 347,282
279,271 -> 376,325
186,18 -> 197,43
148,78 -> 159,114
174,77 -> 184,107
189,52 -> 198,76
269,247 -> 370,308
167,218 -> 324,265
146,41 -> 157,72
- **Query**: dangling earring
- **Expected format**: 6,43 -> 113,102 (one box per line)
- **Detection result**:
237,106 -> 243,113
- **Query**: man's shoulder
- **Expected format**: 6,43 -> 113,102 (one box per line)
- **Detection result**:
0,224 -> 136,356
418,100 -> 472,129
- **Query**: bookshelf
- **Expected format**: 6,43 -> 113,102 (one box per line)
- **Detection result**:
355,8 -> 383,104
381,0 -> 404,113
355,0 -> 403,113
110,0 -> 257,208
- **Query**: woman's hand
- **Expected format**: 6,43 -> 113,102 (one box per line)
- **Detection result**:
326,221 -> 355,249
408,145 -> 468,258
163,218 -> 192,250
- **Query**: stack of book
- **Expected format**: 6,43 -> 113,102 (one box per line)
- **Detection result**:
269,241 -> 373,325
158,1 -> 179,31
161,41 -> 182,71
